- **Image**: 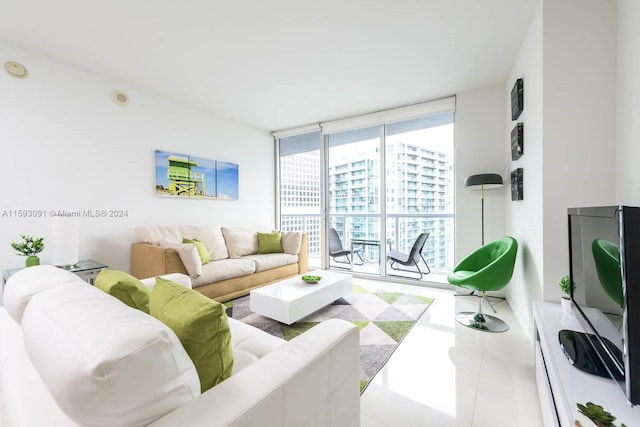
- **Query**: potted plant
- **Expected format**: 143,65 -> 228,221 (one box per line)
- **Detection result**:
559,274 -> 576,313
10,234 -> 45,267
576,402 -> 627,427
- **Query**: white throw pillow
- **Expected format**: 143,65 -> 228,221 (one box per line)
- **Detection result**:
281,231 -> 303,255
2,265 -> 81,324
162,243 -> 203,279
221,227 -> 260,258
21,282 -> 200,427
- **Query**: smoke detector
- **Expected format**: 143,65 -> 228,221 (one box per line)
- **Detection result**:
111,90 -> 130,106
5,61 -> 28,78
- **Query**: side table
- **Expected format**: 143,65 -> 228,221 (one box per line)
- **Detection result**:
2,259 -> 108,285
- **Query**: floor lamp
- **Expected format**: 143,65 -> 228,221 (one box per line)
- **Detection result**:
464,173 -> 504,245
460,173 -> 504,304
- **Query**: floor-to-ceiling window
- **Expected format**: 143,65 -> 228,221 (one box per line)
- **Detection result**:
277,131 -> 322,268
276,97 -> 455,280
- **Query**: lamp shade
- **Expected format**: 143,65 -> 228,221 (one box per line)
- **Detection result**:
464,173 -> 504,190
51,216 -> 79,268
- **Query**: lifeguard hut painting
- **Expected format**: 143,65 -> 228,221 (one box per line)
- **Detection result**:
155,150 -> 239,200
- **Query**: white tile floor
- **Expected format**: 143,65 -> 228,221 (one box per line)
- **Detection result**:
358,278 -> 544,427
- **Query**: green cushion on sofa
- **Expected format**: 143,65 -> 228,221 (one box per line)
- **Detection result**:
150,277 -> 233,392
257,231 -> 283,254
94,269 -> 150,313
182,238 -> 211,265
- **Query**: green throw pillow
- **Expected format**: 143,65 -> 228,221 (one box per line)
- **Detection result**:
94,269 -> 150,313
150,277 -> 233,392
182,237 -> 211,265
257,231 -> 283,254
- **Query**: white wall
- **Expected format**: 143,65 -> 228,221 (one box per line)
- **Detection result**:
0,42 -> 274,273
506,0 -> 617,332
454,86 -> 508,261
617,0 -> 640,203
541,0 -> 617,303
505,2 -> 544,332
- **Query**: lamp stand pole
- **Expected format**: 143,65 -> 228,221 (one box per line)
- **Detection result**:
480,185 -> 485,245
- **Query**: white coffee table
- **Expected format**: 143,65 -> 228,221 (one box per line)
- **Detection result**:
250,270 -> 352,325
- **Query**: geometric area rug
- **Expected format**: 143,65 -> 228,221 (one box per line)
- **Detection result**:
225,282 -> 433,394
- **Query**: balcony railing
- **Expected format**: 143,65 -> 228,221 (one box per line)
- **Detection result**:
280,212 -> 454,272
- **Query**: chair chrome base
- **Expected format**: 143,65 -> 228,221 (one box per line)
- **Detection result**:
455,311 -> 509,333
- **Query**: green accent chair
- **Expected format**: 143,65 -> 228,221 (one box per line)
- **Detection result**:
447,236 -> 518,332
592,239 -> 624,308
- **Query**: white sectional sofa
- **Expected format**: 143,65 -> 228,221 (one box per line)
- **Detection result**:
0,266 -> 360,427
131,225 -> 308,302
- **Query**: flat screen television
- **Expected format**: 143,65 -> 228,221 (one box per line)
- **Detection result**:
560,206 -> 640,406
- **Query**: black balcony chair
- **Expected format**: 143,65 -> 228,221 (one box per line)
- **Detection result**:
387,232 -> 431,280
329,228 -> 364,266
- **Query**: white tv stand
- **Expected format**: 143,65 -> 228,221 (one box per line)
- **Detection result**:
534,301 -> 640,426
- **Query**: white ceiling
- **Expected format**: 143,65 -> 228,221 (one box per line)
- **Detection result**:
0,0 -> 538,131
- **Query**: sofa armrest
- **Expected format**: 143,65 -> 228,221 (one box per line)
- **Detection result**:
131,243 -> 188,279
298,233 -> 308,274
149,319 -> 360,427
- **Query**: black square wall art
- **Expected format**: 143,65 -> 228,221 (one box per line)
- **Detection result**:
511,78 -> 524,120
511,168 -> 523,201
511,123 -> 524,160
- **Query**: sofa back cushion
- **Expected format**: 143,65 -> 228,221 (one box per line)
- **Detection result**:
135,225 -> 183,246
150,277 -> 234,392
21,282 -> 200,427
95,269 -> 150,313
222,227 -> 260,258
135,225 -> 230,261
2,265 -> 80,324
180,225 -> 229,261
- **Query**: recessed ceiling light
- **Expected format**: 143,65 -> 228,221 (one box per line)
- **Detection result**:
5,61 -> 27,78
111,90 -> 130,106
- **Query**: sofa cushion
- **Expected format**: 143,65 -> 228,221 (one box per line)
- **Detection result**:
221,227 -> 259,258
227,317 -> 284,373
162,243 -> 203,278
182,238 -> 211,265
190,258 -> 256,288
180,225 -> 229,261
2,265 -> 80,324
135,225 -> 183,245
95,269 -> 150,313
257,231 -> 283,254
242,253 -> 299,273
282,231 -> 303,255
150,277 -> 234,392
21,282 -> 200,427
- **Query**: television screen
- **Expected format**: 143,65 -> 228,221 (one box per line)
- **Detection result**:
566,206 -> 640,405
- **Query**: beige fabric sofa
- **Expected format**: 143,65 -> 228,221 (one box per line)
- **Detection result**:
131,225 -> 308,302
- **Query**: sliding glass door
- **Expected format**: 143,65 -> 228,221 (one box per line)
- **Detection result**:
384,114 -> 454,279
327,126 -> 381,274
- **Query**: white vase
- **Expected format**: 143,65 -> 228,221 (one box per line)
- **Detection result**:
561,297 -> 573,313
